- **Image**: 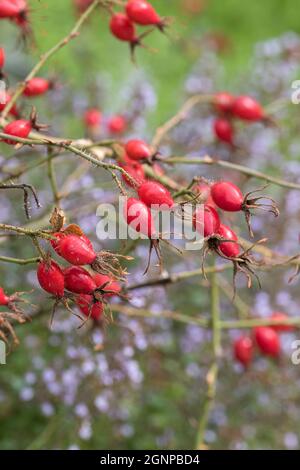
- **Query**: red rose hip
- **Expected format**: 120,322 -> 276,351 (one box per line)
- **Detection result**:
125,139 -> 152,161
37,260 -> 65,297
64,266 -> 97,295
138,181 -> 174,209
234,336 -> 254,367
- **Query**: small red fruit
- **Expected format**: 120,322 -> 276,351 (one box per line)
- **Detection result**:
234,336 -> 254,367
214,92 -> 235,114
52,234 -> 96,266
217,224 -> 240,258
0,92 -> 19,116
107,115 -> 127,134
2,119 -> 32,144
76,294 -> 103,320
125,139 -> 152,161
0,287 -> 9,305
254,326 -> 280,357
124,197 -> 156,238
94,273 -> 121,297
270,312 -> 295,332
23,77 -> 50,97
126,0 -> 163,28
37,260 -> 65,297
138,181 -> 174,209
120,161 -> 145,188
211,181 -> 243,212
0,47 -> 5,69
0,0 -> 21,18
64,266 -> 97,295
110,13 -> 137,42
213,118 -> 234,144
232,96 -> 264,121
193,204 -> 220,238
83,108 -> 102,129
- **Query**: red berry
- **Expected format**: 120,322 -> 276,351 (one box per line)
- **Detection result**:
120,161 -> 145,188
0,47 -> 5,68
83,108 -> 102,129
94,273 -> 121,297
214,92 -> 235,114
126,0 -> 162,27
52,234 -> 96,266
193,204 -> 220,238
124,197 -> 156,238
0,92 -> 19,116
23,78 -> 50,97
107,115 -> 127,134
270,312 -> 295,332
0,287 -> 9,306
217,224 -> 240,258
76,294 -> 103,320
0,0 -> 21,18
254,326 -> 280,357
194,182 -> 216,208
110,13 -> 137,42
138,181 -> 174,209
125,139 -> 152,161
232,96 -> 264,121
64,266 -> 97,295
211,181 -> 243,212
234,336 -> 254,367
37,260 -> 65,297
2,119 -> 32,144
213,118 -> 234,144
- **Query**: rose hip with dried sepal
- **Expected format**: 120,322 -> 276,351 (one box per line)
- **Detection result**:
93,273 -> 121,298
213,118 -> 234,144
126,0 -> 167,31
76,294 -> 103,321
53,233 -> 97,266
125,139 -> 152,161
217,224 -> 240,259
232,95 -> 264,121
214,91 -> 235,114
64,266 -> 97,295
37,260 -> 65,298
234,336 -> 254,367
193,205 -> 220,238
211,181 -> 279,237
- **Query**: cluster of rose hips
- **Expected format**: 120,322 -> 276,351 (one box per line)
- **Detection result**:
0,0 -> 30,37
234,312 -> 295,368
109,0 -> 167,58
213,92 -> 266,145
83,108 -> 127,135
36,226 -> 121,322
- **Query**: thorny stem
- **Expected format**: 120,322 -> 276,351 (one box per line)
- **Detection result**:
195,258 -> 220,450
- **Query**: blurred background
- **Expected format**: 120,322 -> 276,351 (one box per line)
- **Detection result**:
0,0 -> 300,450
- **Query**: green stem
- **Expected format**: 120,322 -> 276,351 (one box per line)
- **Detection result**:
0,255 -> 40,265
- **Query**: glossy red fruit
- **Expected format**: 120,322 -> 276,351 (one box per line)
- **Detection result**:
37,260 -> 65,297
64,266 -> 97,295
94,273 -> 121,297
76,294 -> 103,320
0,0 -> 22,18
138,181 -> 174,209
234,336 -> 254,367
83,108 -> 102,129
194,182 -> 216,208
110,13 -> 137,42
125,139 -> 152,161
120,161 -> 145,188
107,115 -> 127,134
254,326 -> 280,357
217,224 -> 240,258
0,47 -> 5,68
0,92 -> 19,116
0,287 -> 9,305
211,181 -> 243,212
23,77 -> 50,97
214,92 -> 235,114
232,96 -> 264,121
193,204 -> 220,238
126,0 -> 162,27
3,119 -> 32,144
54,234 -> 96,266
214,118 -> 234,144
270,312 -> 295,332
124,197 -> 156,238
